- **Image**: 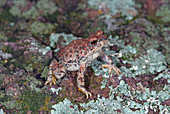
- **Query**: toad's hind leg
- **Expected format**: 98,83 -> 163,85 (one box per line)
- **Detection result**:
77,62 -> 92,99
45,59 -> 66,86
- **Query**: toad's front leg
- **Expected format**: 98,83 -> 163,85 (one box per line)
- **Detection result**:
100,52 -> 121,75
45,59 -> 66,86
77,62 -> 92,99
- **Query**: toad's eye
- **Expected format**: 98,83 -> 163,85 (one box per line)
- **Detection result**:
89,39 -> 98,47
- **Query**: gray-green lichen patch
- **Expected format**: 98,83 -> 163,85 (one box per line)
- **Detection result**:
51,80 -> 169,113
50,33 -> 81,48
126,49 -> 166,75
30,21 -> 56,36
51,98 -> 81,114
154,69 -> 170,83
0,33 -> 8,41
9,0 -> 58,19
88,0 -> 137,20
0,50 -> 12,59
156,5 -> 170,23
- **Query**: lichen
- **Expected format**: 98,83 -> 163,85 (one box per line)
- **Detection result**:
0,109 -> 4,114
50,87 -> 62,95
127,49 -> 166,75
81,80 -> 169,113
0,50 -> 12,59
154,69 -> 170,83
41,66 -> 49,79
88,0 -> 137,20
51,80 -> 169,113
26,76 -> 42,92
51,98 -> 82,114
156,5 -> 170,23
30,21 -> 55,36
1,101 -> 19,110
0,33 -> 8,41
30,42 -> 51,55
9,0 -> 58,19
0,0 -> 6,8
49,33 -> 81,49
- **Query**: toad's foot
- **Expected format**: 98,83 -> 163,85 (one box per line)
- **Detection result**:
102,64 -> 121,75
45,70 -> 57,86
78,87 -> 92,99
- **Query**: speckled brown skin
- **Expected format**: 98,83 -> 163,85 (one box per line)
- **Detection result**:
45,30 -> 121,99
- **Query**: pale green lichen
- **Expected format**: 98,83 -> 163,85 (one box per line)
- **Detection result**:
127,49 -> 166,75
26,76 -> 42,92
161,27 -> 170,64
30,21 -> 55,36
0,33 -> 8,41
0,50 -> 12,59
38,46 -> 51,55
51,80 -> 169,113
88,0 -> 137,20
9,0 -> 37,19
100,77 -> 107,89
0,0 -> 7,8
156,5 -> 170,23
9,0 -> 58,19
80,94 -> 123,113
41,66 -> 49,79
49,33 -> 60,48
51,98 -> 82,114
0,109 -> 4,114
48,32 -> 169,112
49,33 -> 81,50
50,87 -> 62,95
154,69 -> 170,83
36,0 -> 58,16
1,101 -> 19,110
30,42 -> 51,55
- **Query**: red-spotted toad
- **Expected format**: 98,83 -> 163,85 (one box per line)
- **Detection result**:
45,30 -> 121,99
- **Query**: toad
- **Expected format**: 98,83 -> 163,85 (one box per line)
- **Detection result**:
45,30 -> 121,99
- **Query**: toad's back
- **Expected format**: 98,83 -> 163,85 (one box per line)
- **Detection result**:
56,30 -> 108,71
56,38 -> 95,71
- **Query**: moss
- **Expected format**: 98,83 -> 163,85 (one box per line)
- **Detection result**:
40,96 -> 52,112
0,8 -> 15,22
18,90 -> 51,113
0,74 -> 4,87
